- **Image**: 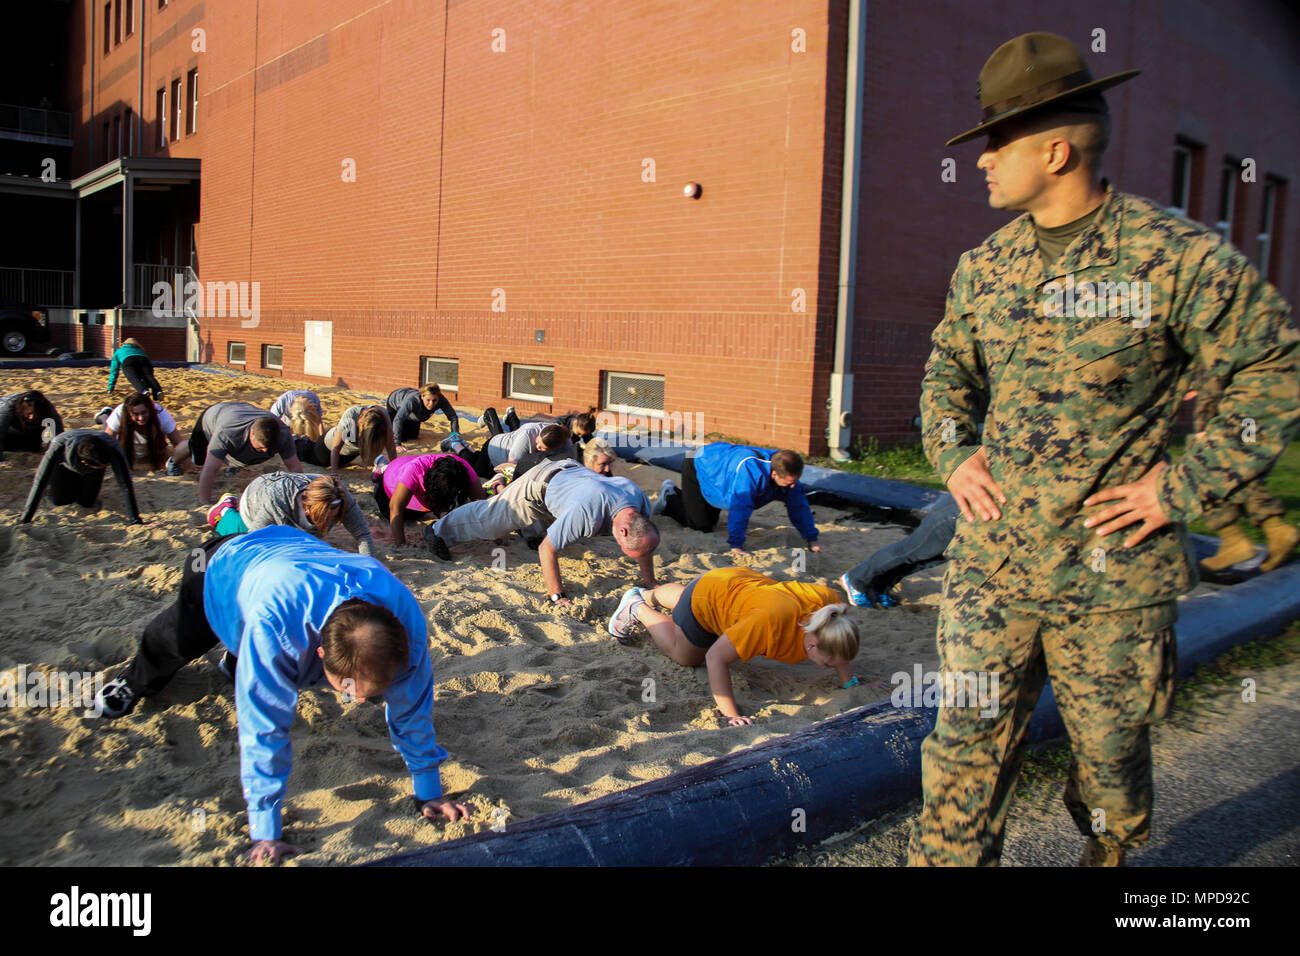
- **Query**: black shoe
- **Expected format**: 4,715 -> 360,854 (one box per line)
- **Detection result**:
503,407 -> 521,432
517,530 -> 543,551
426,529 -> 453,561
96,677 -> 138,719
217,651 -> 238,683
483,407 -> 503,437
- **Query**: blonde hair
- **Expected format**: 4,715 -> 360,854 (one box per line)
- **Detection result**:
356,406 -> 390,467
288,395 -> 323,442
302,476 -> 348,536
802,603 -> 859,661
123,337 -> 142,347
583,437 -> 615,468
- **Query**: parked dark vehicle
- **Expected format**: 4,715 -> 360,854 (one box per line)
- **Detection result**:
0,301 -> 52,356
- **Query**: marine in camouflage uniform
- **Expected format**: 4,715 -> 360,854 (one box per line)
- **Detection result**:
908,34 -> 1300,866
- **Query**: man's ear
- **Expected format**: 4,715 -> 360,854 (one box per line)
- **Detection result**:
316,646 -> 325,659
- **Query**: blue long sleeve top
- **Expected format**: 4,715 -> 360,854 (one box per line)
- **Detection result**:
693,442 -> 819,549
106,343 -> 148,393
202,526 -> 446,841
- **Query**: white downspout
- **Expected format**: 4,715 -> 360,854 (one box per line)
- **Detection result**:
829,0 -> 867,460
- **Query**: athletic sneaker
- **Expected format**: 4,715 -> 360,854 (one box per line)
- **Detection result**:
876,591 -> 900,609
96,677 -> 138,719
207,493 -> 239,528
372,453 -> 389,482
165,458 -> 183,476
94,405 -> 113,425
425,528 -> 453,561
608,587 -> 645,644
439,433 -> 463,453
217,651 -> 238,684
839,573 -> 871,607
504,407 -> 521,431
651,479 -> 677,516
483,407 -> 504,437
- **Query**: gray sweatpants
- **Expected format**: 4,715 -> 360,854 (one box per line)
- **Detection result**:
433,460 -> 579,546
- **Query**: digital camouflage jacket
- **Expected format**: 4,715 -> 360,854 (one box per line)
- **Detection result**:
921,186 -> 1300,613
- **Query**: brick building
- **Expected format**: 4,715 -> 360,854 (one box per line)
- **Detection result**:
3,0 -> 1298,454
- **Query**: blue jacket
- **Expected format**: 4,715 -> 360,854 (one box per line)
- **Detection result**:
692,442 -> 818,549
203,526 -> 446,841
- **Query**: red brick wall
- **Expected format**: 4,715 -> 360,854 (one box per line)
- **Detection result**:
197,0 -> 841,452
120,325 -> 186,360
66,0 -> 206,176
849,0 -> 1300,444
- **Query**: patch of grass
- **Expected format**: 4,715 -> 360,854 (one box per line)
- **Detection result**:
808,437 -> 948,491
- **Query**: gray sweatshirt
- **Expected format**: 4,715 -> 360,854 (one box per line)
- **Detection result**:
237,472 -> 374,556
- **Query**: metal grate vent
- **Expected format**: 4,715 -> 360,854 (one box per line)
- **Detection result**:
603,371 -> 665,417
507,364 -> 554,402
422,357 -> 459,391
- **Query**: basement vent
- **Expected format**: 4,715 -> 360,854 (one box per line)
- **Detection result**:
506,363 -> 554,403
603,371 -> 665,418
422,357 -> 459,391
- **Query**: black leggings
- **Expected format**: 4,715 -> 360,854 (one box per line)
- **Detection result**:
662,457 -> 720,531
373,478 -> 433,522
50,466 -> 106,507
294,435 -> 358,468
121,535 -> 237,697
122,355 -> 163,400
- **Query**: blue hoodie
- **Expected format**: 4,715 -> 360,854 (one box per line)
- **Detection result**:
203,526 -> 445,841
692,442 -> 818,550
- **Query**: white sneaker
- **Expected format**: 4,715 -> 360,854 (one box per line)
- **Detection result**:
651,479 -> 677,516
372,453 -> 389,481
608,587 -> 646,644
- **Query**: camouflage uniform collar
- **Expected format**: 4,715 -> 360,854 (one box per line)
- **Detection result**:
1033,183 -> 1121,284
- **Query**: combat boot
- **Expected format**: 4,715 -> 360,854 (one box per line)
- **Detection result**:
1259,517 -> 1300,572
1080,837 -> 1126,867
1199,524 -> 1256,572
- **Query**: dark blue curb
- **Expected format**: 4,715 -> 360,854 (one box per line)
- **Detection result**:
0,359 -> 192,369
369,560 -> 1300,867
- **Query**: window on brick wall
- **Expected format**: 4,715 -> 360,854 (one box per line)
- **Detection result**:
262,344 -> 283,370
124,106 -> 133,155
112,114 -> 120,161
114,0 -> 122,45
186,69 -> 198,135
125,0 -> 134,37
422,357 -> 459,392
603,371 -> 665,418
156,88 -> 166,148
1169,137 -> 1204,220
506,363 -> 554,403
103,3 -> 111,54
1258,176 -> 1286,283
171,78 -> 182,141
102,121 -> 111,162
1217,159 -> 1238,243
228,342 -> 246,365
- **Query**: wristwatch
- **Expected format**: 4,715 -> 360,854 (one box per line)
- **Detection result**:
548,591 -> 569,604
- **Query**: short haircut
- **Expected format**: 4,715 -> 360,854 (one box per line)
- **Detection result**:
250,416 -> 281,448
319,598 -> 410,687
624,514 -> 659,554
803,604 -> 859,661
771,449 -> 803,480
538,424 -> 568,450
421,384 -> 441,399
74,436 -> 107,469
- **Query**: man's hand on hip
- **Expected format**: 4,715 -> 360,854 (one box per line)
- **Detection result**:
947,447 -> 1006,521
1083,461 -> 1171,548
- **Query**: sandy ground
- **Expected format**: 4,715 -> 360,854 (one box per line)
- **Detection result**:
0,364 -> 951,866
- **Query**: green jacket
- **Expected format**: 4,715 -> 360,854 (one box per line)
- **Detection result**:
106,342 -> 148,393
921,186 -> 1300,612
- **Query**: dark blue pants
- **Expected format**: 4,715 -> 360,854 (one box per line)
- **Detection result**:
848,494 -> 960,593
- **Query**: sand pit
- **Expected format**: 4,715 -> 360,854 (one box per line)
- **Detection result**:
0,364 -> 945,865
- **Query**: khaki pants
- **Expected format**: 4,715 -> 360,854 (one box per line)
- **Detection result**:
433,460 -> 579,546
907,578 -> 1178,866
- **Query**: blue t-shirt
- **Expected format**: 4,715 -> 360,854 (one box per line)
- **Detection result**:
203,526 -> 445,841
542,467 -> 650,551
